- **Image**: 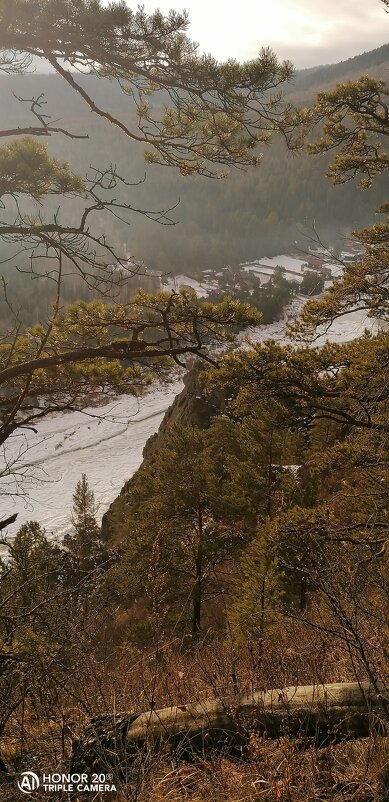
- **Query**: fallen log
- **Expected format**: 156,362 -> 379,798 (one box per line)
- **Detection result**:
71,681 -> 388,773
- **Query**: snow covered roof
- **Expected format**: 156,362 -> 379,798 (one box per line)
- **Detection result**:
241,253 -> 343,282
258,255 -> 306,274
241,255 -> 305,282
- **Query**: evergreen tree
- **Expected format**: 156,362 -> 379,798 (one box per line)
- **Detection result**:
227,400 -> 301,523
64,474 -> 102,561
0,521 -> 67,734
110,405 -> 301,643
114,422 -> 250,641
229,521 -> 284,647
0,1 -> 293,176
300,271 -> 325,297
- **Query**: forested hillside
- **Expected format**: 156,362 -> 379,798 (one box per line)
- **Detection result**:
288,42 -> 389,98
1,43 -> 389,284
0,3 -> 388,801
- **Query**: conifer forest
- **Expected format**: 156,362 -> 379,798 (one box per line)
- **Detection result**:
0,1 -> 388,800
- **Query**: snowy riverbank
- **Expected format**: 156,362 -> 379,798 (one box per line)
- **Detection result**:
0,302 -> 379,543
0,381 -> 184,543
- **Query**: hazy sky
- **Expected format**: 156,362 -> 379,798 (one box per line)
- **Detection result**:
139,0 -> 388,68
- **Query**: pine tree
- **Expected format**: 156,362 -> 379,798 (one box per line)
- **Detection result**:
300,271 -> 325,297
116,422 -> 249,641
229,521 -> 284,647
64,474 -> 102,562
0,521 -> 67,734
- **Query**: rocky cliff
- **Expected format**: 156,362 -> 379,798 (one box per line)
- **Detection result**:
101,361 -> 225,538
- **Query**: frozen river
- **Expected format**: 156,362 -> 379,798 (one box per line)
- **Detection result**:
0,302 -> 379,543
0,381 -> 184,542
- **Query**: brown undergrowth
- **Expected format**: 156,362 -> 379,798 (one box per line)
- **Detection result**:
0,624 -> 386,802
132,737 -> 389,802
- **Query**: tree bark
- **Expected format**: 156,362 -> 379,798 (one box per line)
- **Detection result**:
192,506 -> 203,639
71,681 -> 388,772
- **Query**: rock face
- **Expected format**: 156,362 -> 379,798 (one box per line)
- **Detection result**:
101,361 -> 225,538
70,681 -> 388,773
142,363 -> 225,462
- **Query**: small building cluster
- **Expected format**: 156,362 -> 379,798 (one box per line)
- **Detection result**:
159,239 -> 365,297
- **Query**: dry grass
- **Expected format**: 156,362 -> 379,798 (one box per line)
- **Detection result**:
0,621 -> 386,802
135,736 -> 389,802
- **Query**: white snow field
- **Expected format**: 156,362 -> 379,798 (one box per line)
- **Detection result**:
0,263 -> 380,543
243,298 -> 379,347
0,381 -> 183,543
240,254 -> 343,284
161,274 -> 218,297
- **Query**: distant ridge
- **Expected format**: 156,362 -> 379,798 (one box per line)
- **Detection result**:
1,42 -> 389,115
298,42 -> 389,76
290,42 -> 389,97
1,41 -> 388,273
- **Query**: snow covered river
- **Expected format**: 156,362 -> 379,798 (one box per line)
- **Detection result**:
0,303 -> 379,544
0,381 -> 184,543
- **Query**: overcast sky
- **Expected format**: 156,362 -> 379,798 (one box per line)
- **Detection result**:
139,0 -> 388,68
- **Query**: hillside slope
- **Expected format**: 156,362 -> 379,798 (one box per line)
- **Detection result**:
1,45 -> 388,273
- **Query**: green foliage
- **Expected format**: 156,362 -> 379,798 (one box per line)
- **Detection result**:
0,291 -> 259,449
0,136 -> 85,199
0,517 -> 118,736
270,506 -> 329,608
250,268 -> 298,323
206,268 -> 297,324
229,522 -> 284,645
4,521 -> 59,608
290,207 -> 389,337
286,46 -> 389,336
63,474 -> 103,561
0,0 -> 388,728
209,330 -> 389,437
0,0 -> 294,176
0,521 -> 66,731
223,400 -> 300,522
113,422 -> 250,640
109,398 -> 302,641
300,270 -> 325,297
305,76 -> 389,188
